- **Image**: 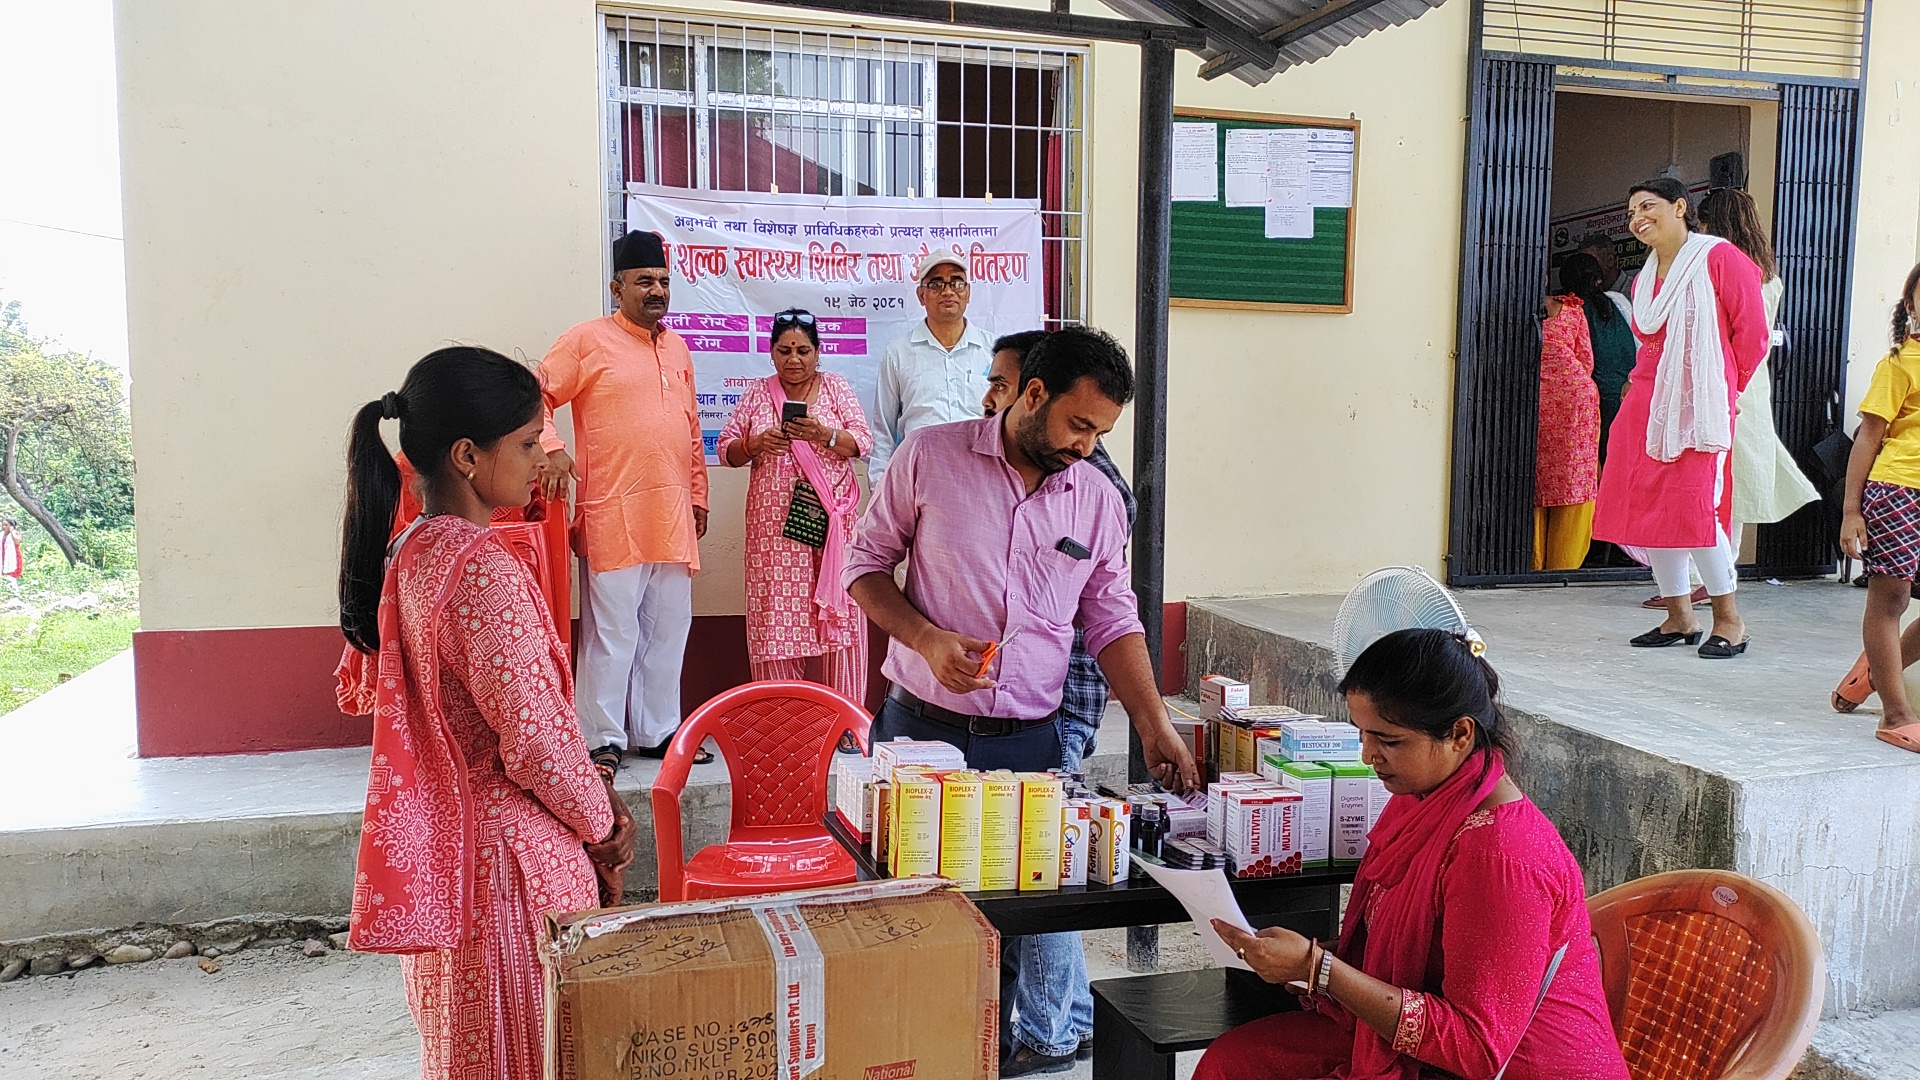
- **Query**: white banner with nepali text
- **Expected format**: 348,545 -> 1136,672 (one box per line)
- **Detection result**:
625,186 -> 1045,464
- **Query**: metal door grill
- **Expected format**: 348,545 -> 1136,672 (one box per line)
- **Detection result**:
1449,57 -> 1558,585
1481,0 -> 1866,81
601,12 -> 1090,325
1756,82 -> 1861,575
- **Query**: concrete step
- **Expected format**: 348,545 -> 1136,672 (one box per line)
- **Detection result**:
0,654 -> 1132,940
1183,585 -> 1920,1017
1799,1009 -> 1920,1080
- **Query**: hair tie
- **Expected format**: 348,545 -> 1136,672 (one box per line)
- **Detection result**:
1456,628 -> 1488,657
379,391 -> 408,420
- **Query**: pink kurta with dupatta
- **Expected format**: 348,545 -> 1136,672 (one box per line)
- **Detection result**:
347,515 -> 612,1080
1592,243 -> 1769,549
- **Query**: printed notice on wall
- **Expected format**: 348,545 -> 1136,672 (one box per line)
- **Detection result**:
1172,122 -> 1219,202
1263,131 -> 1314,239
1223,128 -> 1270,208
1307,128 -> 1355,208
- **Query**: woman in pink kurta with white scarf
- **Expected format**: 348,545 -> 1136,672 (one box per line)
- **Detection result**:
717,309 -> 873,709
338,347 -> 633,1080
1592,178 -> 1769,658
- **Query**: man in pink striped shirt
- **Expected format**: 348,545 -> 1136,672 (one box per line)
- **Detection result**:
845,325 -> 1197,1076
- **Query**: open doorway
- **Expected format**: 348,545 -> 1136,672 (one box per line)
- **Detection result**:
1545,90 -> 1783,572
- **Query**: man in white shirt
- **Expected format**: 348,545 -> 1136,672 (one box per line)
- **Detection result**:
868,251 -> 996,483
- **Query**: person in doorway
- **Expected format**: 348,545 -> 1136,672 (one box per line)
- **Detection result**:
1593,178 -> 1769,658
0,521 -> 21,593
846,326 -> 1198,1077
1560,253 -> 1636,462
1835,262 -> 1920,753
716,309 -> 873,717
338,347 -> 634,1080
1576,231 -> 1632,294
1699,188 -> 1819,546
868,250 -> 996,484
983,329 -> 1138,771
538,230 -> 713,773
1534,286 -> 1599,571
1195,629 -> 1629,1080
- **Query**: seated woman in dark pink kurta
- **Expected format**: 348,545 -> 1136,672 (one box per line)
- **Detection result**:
1202,629 -> 1628,1080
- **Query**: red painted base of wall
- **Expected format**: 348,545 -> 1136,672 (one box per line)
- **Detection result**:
132,602 -> 1190,757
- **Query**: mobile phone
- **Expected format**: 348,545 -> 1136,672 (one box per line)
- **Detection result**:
781,401 -> 808,425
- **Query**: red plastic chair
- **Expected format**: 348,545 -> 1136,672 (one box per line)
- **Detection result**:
652,681 -> 872,902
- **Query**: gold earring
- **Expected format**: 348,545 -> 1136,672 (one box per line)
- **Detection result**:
466,470 -> 475,481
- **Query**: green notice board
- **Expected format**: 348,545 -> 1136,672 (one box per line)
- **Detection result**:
1170,109 -> 1358,313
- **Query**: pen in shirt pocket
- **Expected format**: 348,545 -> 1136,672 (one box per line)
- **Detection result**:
974,628 -> 1023,679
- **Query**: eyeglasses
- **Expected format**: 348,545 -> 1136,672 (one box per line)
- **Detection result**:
921,277 -> 970,293
772,311 -> 816,326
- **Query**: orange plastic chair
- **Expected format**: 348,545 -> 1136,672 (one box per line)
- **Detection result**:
1587,869 -> 1825,1080
652,681 -> 872,902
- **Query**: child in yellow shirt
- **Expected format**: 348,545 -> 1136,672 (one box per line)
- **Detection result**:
1838,261 -> 1920,752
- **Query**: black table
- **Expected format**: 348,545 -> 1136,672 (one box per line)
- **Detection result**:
824,812 -> 1354,939
1091,968 -> 1298,1080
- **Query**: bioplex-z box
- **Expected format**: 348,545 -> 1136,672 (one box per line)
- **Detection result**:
544,879 -> 998,1080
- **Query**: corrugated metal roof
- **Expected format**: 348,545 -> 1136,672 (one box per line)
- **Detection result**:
1099,0 -> 1450,85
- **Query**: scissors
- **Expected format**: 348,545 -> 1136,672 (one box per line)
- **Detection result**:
973,628 -> 1023,679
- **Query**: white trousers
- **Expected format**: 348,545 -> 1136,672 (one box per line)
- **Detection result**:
577,561 -> 693,751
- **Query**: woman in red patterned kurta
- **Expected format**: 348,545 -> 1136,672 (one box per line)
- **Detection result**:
1535,292 -> 1600,570
717,310 -> 873,706
338,347 -> 631,1080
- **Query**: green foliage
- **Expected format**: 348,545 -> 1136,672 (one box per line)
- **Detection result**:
17,524 -> 138,597
0,608 -> 138,715
0,299 -> 135,539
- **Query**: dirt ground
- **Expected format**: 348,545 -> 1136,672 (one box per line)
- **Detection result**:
0,928 -> 1211,1080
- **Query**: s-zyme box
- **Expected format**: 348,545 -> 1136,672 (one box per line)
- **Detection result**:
1328,762 -> 1385,864
545,881 -> 998,1080
1224,787 -> 1302,878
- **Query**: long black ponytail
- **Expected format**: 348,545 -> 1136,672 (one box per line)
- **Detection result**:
338,346 -> 543,653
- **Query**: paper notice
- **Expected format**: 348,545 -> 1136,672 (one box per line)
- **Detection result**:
1172,122 -> 1219,202
1136,860 -> 1257,971
1224,128 -> 1269,208
1307,128 -> 1355,208
1262,131 -> 1314,238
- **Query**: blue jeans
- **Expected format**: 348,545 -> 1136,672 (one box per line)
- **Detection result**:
872,696 -> 1093,1058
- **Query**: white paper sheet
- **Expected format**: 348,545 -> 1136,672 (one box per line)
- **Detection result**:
1262,131 -> 1314,238
1172,122 -> 1219,202
1223,128 -> 1269,208
1306,128 -> 1354,208
1137,860 -> 1257,971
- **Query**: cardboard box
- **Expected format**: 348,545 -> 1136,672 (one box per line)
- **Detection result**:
978,772 -> 1022,892
1225,787 -> 1303,878
1017,774 -> 1062,891
1197,675 -> 1249,720
1274,760 -> 1332,868
1328,762 -> 1379,864
939,773 -> 984,890
1088,799 -> 1132,884
1059,800 -> 1091,886
890,771 -> 943,878
544,879 -> 998,1080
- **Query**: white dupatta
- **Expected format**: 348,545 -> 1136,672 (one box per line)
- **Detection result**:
1634,232 -> 1732,463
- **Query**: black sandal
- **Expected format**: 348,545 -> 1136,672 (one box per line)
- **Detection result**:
1698,635 -> 1750,659
1630,626 -> 1703,648
632,741 -> 715,765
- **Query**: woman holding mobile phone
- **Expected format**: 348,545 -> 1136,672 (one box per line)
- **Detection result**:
718,309 -> 874,716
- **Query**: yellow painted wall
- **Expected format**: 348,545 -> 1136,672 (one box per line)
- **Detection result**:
1845,0 -> 1920,409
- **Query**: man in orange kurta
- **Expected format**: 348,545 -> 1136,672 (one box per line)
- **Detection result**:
539,230 -> 710,766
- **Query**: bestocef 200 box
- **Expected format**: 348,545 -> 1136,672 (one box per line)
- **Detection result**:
543,879 -> 998,1080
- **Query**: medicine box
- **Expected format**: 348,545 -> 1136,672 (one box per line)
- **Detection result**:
1198,675 -> 1249,720
1018,774 -> 1063,891
938,772 -> 984,889
1224,786 -> 1303,878
1274,759 -> 1332,868
1277,720 -> 1361,763
890,770 -> 944,878
1328,762 -> 1384,864
1060,800 -> 1091,887
979,772 -> 1023,891
1089,799 -> 1132,884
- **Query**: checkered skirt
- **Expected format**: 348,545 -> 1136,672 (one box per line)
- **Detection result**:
1863,479 -> 1920,580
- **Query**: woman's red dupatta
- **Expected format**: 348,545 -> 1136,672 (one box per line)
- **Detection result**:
1332,750 -> 1506,1079
344,525 -> 487,954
